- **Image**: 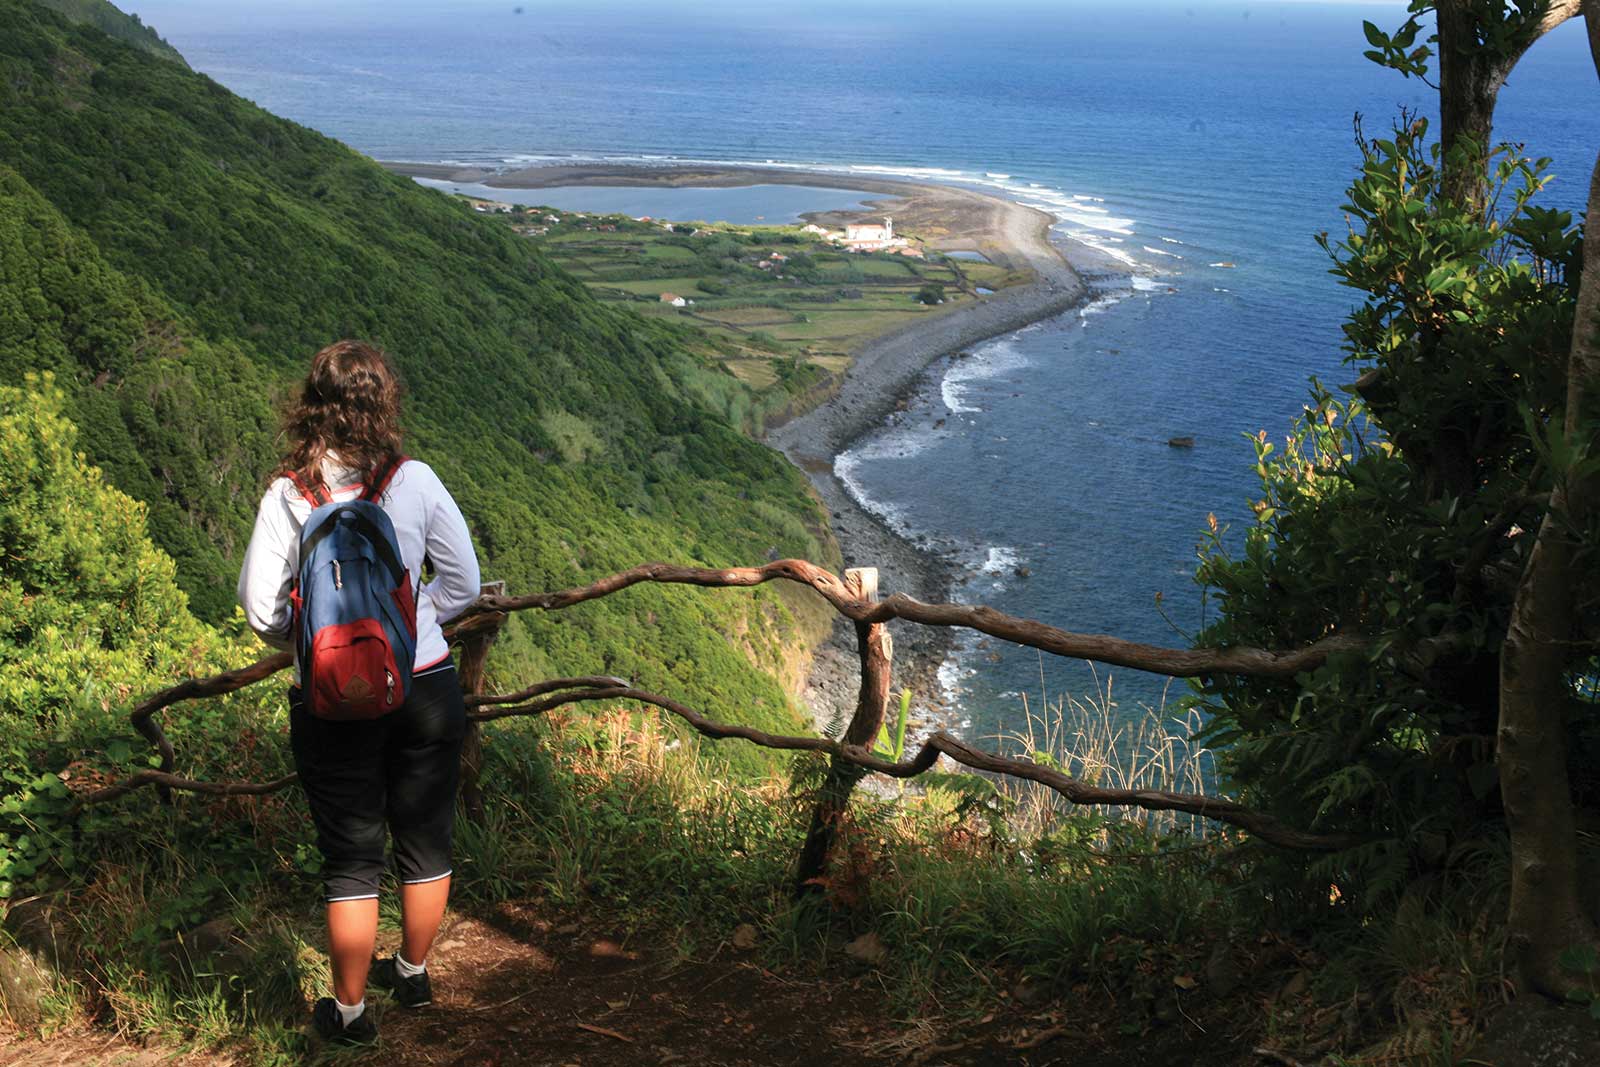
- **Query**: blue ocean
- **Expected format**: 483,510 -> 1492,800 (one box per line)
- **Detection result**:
133,0 -> 1599,736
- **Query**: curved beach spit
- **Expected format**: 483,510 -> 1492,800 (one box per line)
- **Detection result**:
385,160 -> 1089,725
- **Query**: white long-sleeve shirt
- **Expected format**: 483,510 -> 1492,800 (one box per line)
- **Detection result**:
237,456 -> 481,675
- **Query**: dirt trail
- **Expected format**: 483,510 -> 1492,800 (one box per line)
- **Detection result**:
0,900 -> 1253,1067
382,903 -> 1250,1067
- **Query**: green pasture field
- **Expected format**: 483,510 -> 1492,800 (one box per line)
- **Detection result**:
479,201 -> 1025,382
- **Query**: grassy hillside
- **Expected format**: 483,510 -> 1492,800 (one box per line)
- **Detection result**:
0,0 -> 836,762
30,0 -> 187,65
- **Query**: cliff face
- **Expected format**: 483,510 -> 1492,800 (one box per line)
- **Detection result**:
0,0 -> 832,763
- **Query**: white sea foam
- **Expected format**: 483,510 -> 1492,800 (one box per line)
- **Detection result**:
832,424 -> 946,541
985,172 -> 1011,179
978,545 -> 1021,575
1130,275 -> 1165,292
1079,293 -> 1127,321
1142,245 -> 1183,259
940,338 -> 1031,414
1160,236 -> 1184,244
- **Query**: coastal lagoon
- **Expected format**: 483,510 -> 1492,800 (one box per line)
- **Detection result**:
411,177 -> 883,226
139,0 -> 1600,741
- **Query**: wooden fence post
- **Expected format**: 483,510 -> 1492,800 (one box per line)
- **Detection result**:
456,580 -> 507,824
793,567 -> 893,897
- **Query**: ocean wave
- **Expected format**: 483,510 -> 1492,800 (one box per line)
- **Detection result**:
1159,236 -> 1184,244
1130,275 -> 1166,292
941,338 -> 1032,414
832,423 -> 947,542
1141,245 -> 1183,259
1058,229 -> 1142,268
985,172 -> 1011,179
978,545 -> 1021,575
1079,293 -> 1127,320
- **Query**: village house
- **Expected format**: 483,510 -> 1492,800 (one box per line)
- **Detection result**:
659,292 -> 687,307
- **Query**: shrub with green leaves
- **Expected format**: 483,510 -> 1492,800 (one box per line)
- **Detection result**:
1192,118 -> 1587,899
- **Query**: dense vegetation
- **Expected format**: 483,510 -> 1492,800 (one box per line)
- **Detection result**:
30,0 -> 187,66
0,0 -> 836,774
1192,0 -> 1598,1001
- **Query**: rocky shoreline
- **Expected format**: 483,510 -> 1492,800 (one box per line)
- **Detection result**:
755,178 -> 1088,738
383,159 -> 1091,736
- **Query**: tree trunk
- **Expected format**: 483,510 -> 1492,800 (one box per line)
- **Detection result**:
1434,0 -> 1585,205
1435,0 -> 1503,205
1498,7 -> 1600,990
794,568 -> 892,897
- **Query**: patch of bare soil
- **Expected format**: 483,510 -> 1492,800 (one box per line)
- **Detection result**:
373,901 -> 1259,1067
0,901 -> 1265,1067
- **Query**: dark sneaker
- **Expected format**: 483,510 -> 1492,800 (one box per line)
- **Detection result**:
311,997 -> 378,1045
369,955 -> 432,1007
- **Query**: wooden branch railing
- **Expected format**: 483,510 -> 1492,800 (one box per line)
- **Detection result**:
90,558 -> 1380,856
468,559 -> 1367,678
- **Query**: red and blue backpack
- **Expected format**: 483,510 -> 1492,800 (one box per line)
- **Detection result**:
288,456 -> 418,720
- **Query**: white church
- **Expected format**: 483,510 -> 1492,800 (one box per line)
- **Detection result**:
839,216 -> 907,251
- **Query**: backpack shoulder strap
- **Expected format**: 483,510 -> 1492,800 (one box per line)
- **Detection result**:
285,469 -> 332,508
360,454 -> 409,503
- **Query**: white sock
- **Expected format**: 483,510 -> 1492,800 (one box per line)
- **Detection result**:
334,997 -> 365,1027
394,953 -> 426,978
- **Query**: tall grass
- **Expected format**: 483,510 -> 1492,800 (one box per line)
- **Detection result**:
991,667 -> 1218,840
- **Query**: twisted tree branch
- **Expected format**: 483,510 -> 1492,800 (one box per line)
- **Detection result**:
471,559 -> 1367,679
93,680 -> 1363,851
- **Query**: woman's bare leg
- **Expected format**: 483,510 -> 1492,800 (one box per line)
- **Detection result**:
399,875 -> 451,965
327,898 -> 379,1004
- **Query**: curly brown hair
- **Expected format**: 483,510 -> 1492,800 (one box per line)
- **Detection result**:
280,340 -> 405,495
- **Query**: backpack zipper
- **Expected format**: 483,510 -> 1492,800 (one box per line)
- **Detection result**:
333,560 -> 343,590
385,668 -> 396,706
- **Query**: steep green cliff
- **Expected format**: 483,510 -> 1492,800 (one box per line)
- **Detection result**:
0,0 -> 833,756
29,0 -> 187,65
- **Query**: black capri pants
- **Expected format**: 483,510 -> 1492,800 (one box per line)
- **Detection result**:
289,663 -> 468,903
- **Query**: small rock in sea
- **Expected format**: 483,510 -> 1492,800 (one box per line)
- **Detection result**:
1168,436 -> 1196,448
934,418 -> 946,429
1014,566 -> 1031,578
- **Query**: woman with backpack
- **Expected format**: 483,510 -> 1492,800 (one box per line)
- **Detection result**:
237,340 -> 482,1045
